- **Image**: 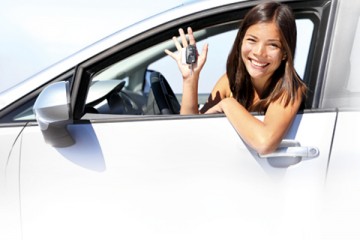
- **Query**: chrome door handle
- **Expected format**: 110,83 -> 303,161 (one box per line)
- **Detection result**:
259,146 -> 319,158
258,139 -> 320,168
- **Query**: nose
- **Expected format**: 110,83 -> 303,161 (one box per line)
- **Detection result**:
253,43 -> 266,57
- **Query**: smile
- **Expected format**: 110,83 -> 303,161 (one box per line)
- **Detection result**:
250,59 -> 269,68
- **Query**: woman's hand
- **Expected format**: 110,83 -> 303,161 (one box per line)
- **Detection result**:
204,100 -> 225,114
204,97 -> 235,114
165,27 -> 208,81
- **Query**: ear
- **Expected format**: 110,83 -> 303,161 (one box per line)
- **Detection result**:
282,52 -> 287,60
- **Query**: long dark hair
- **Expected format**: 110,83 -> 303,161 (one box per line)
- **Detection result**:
226,1 -> 306,112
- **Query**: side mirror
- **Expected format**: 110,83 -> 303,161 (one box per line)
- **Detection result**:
33,81 -> 75,147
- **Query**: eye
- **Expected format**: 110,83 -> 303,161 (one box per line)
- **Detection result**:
268,41 -> 282,50
245,37 -> 256,44
269,43 -> 280,49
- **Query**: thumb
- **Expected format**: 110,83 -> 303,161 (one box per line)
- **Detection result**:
200,43 -> 209,60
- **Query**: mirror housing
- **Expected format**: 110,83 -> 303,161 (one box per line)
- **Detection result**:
33,81 -> 75,147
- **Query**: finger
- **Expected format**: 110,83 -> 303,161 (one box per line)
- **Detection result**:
164,49 -> 177,60
204,104 -> 221,114
200,43 -> 209,59
179,28 -> 188,48
172,36 -> 183,52
195,43 -> 208,67
204,106 -> 215,114
187,27 -> 196,46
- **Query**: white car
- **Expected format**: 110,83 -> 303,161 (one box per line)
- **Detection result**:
1,0 -> 360,239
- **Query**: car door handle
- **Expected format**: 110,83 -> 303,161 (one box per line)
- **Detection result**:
258,139 -> 320,168
259,146 -> 319,158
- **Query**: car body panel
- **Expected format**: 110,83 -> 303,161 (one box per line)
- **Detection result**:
318,111 -> 360,239
0,126 -> 24,171
17,111 -> 336,239
0,127 -> 23,240
327,111 -> 360,182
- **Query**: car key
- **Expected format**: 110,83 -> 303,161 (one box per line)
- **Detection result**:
182,45 -> 197,75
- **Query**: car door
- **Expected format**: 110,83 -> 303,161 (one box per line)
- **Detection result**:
0,125 -> 24,240
11,0 -> 342,239
315,0 -> 360,237
18,112 -> 336,240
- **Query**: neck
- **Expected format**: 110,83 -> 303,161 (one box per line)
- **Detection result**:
251,76 -> 270,98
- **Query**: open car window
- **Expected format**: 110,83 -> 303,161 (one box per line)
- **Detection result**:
85,22 -> 240,116
85,18 -> 314,117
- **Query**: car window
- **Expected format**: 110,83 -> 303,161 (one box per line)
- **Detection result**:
13,103 -> 35,121
86,22 -> 240,115
347,17 -> 360,93
294,19 -> 314,80
86,18 -> 314,116
150,19 -> 313,107
322,1 -> 360,109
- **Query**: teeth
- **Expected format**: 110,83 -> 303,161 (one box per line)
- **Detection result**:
251,59 -> 267,67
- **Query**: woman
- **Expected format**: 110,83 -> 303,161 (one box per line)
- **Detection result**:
165,1 -> 307,155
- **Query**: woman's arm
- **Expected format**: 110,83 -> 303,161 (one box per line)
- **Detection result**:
165,27 -> 208,114
205,90 -> 303,155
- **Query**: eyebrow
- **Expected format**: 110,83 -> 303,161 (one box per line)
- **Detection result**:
245,34 -> 281,43
268,39 -> 282,43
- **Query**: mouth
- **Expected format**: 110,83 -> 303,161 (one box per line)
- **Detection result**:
249,58 -> 269,68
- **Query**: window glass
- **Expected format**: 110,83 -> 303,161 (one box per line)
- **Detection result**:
322,1 -> 360,108
294,19 -> 314,80
346,16 -> 360,92
13,104 -> 35,121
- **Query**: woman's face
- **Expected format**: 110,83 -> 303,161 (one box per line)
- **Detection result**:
241,21 -> 285,85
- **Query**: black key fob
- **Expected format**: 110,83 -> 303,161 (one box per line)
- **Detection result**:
185,45 -> 197,64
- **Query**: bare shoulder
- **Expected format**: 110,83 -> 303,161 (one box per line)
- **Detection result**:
265,88 -> 304,125
212,73 -> 232,98
200,73 -> 231,113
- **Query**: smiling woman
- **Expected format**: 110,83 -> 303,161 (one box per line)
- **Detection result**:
165,1 -> 307,154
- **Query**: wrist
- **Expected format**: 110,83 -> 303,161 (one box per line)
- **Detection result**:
220,97 -> 233,113
183,71 -> 200,82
